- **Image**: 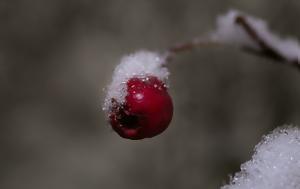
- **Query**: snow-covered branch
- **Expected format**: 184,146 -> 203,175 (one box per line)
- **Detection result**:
169,10 -> 300,70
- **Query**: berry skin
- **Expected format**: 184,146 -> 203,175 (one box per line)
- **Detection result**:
109,76 -> 173,140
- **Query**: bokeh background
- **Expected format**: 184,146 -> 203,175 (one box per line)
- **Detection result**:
1,0 -> 300,189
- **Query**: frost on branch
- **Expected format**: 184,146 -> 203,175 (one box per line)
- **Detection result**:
103,51 -> 169,112
221,127 -> 300,189
211,10 -> 300,68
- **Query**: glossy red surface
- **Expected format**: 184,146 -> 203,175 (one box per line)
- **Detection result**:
109,76 -> 173,140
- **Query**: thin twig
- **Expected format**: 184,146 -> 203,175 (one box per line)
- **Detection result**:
166,37 -> 218,61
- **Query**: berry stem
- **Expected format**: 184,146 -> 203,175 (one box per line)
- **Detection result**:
168,37 -> 218,53
165,37 -> 218,61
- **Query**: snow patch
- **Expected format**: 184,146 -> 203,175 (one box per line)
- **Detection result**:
221,127 -> 300,189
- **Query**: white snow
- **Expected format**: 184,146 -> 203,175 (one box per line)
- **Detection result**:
211,10 -> 300,62
103,50 -> 169,112
221,127 -> 300,189
211,10 -> 259,50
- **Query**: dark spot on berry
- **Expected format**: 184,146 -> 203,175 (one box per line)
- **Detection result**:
118,114 -> 140,129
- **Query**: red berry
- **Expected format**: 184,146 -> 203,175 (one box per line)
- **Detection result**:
109,76 -> 173,140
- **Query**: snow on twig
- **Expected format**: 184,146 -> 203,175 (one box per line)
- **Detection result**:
168,10 -> 300,70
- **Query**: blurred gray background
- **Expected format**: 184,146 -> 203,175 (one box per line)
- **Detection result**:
1,0 -> 300,189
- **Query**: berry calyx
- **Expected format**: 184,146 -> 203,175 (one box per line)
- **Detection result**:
109,76 -> 173,140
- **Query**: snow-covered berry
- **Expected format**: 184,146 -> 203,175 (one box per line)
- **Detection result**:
103,51 -> 173,140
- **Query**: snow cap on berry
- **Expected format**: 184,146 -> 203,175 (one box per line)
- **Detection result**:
103,51 -> 169,112
221,126 -> 300,189
211,10 -> 300,62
